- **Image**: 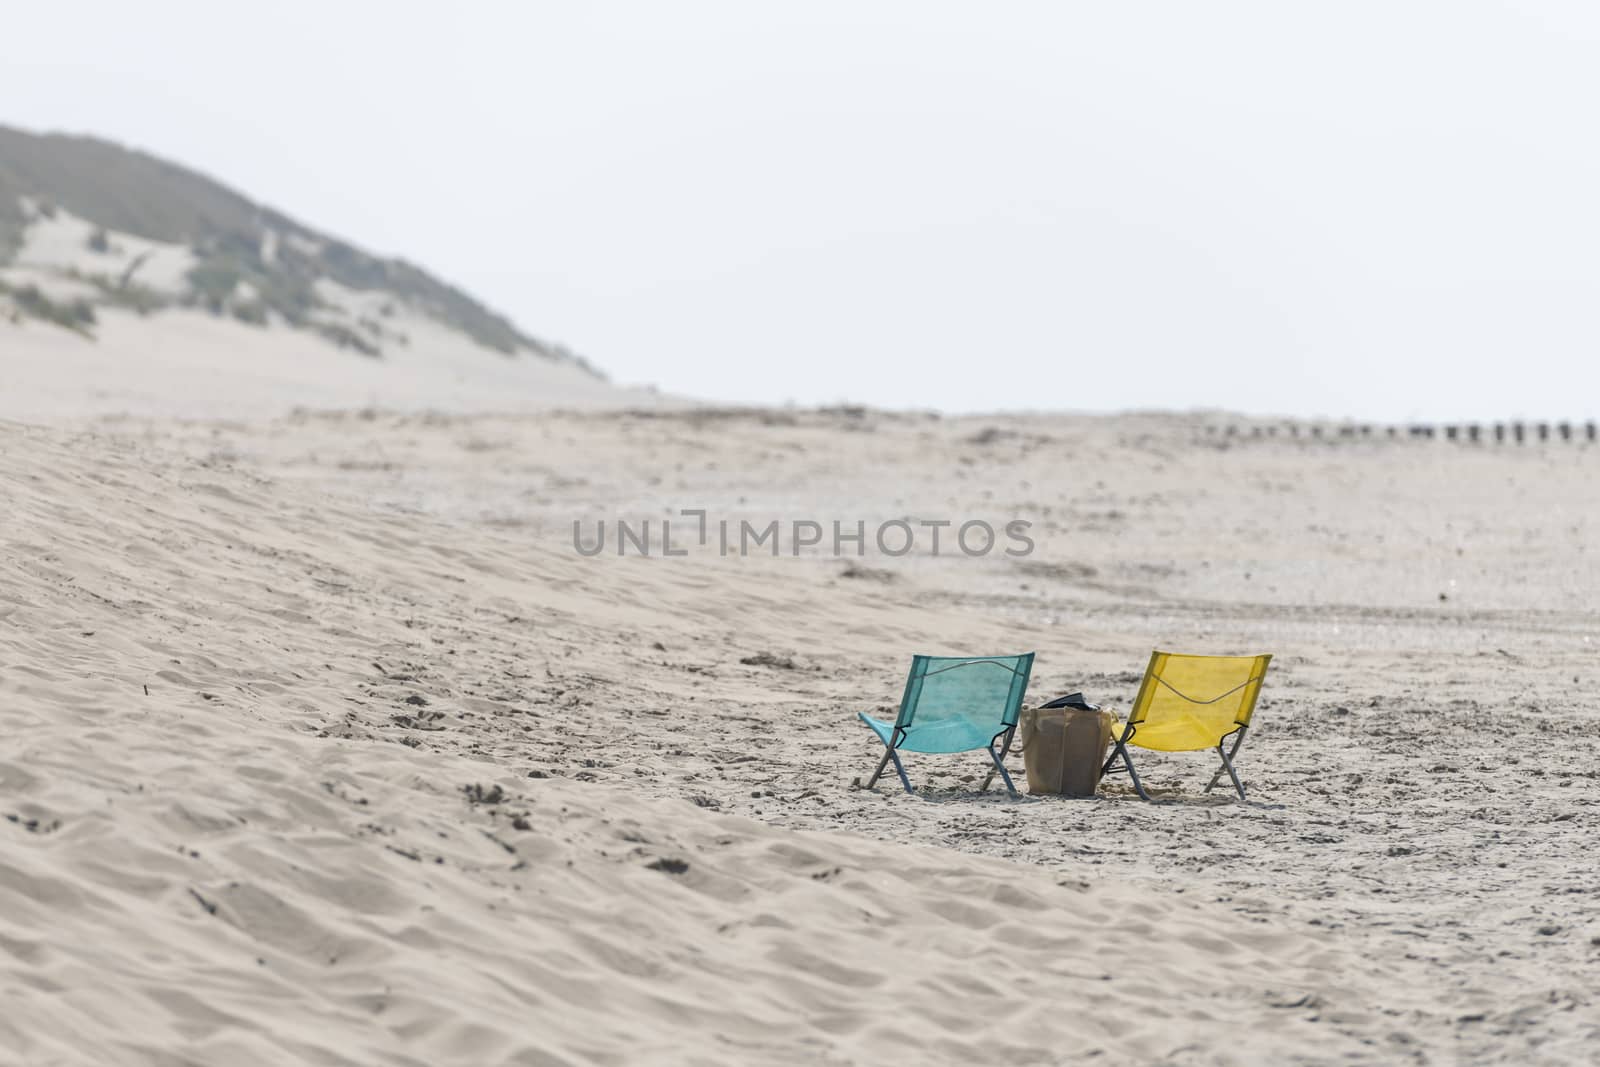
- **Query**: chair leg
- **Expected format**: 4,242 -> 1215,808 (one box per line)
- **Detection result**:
864,747 -> 893,789
1102,726 -> 1152,801
1204,729 -> 1248,800
979,725 -> 1017,793
864,742 -> 915,793
1107,738 -> 1152,801
985,744 -> 1019,797
885,747 -> 913,793
1102,725 -> 1134,776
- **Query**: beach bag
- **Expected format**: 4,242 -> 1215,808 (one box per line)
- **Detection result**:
1019,693 -> 1113,796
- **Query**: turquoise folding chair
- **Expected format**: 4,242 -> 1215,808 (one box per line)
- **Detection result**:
857,653 -> 1034,796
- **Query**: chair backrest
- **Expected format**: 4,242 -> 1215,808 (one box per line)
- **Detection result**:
895,653 -> 1034,733
1127,650 -> 1271,735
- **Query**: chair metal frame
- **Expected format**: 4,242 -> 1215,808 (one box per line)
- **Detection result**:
1103,722 -> 1249,800
864,723 -> 1019,797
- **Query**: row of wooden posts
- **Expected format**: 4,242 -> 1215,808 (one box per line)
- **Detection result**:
1203,421 -> 1599,444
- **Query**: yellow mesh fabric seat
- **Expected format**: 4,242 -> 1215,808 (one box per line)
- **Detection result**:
1103,650 -> 1271,800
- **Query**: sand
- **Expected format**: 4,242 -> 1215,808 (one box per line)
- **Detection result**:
2,404 -> 1597,1065
13,201 -> 198,294
0,307 -> 670,422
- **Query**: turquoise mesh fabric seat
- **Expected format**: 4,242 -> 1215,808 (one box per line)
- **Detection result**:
857,653 -> 1034,795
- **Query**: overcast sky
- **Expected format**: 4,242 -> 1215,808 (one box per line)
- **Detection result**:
5,2 -> 1598,419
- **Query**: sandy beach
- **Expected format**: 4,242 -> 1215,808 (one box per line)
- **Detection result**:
3,404 -> 1595,1065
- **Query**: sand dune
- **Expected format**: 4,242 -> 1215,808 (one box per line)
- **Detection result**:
1,191 -> 668,421
0,307 -> 667,421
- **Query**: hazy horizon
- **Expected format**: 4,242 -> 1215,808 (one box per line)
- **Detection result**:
6,2 -> 1599,421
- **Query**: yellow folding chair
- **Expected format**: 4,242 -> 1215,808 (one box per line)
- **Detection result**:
1102,650 -> 1272,801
